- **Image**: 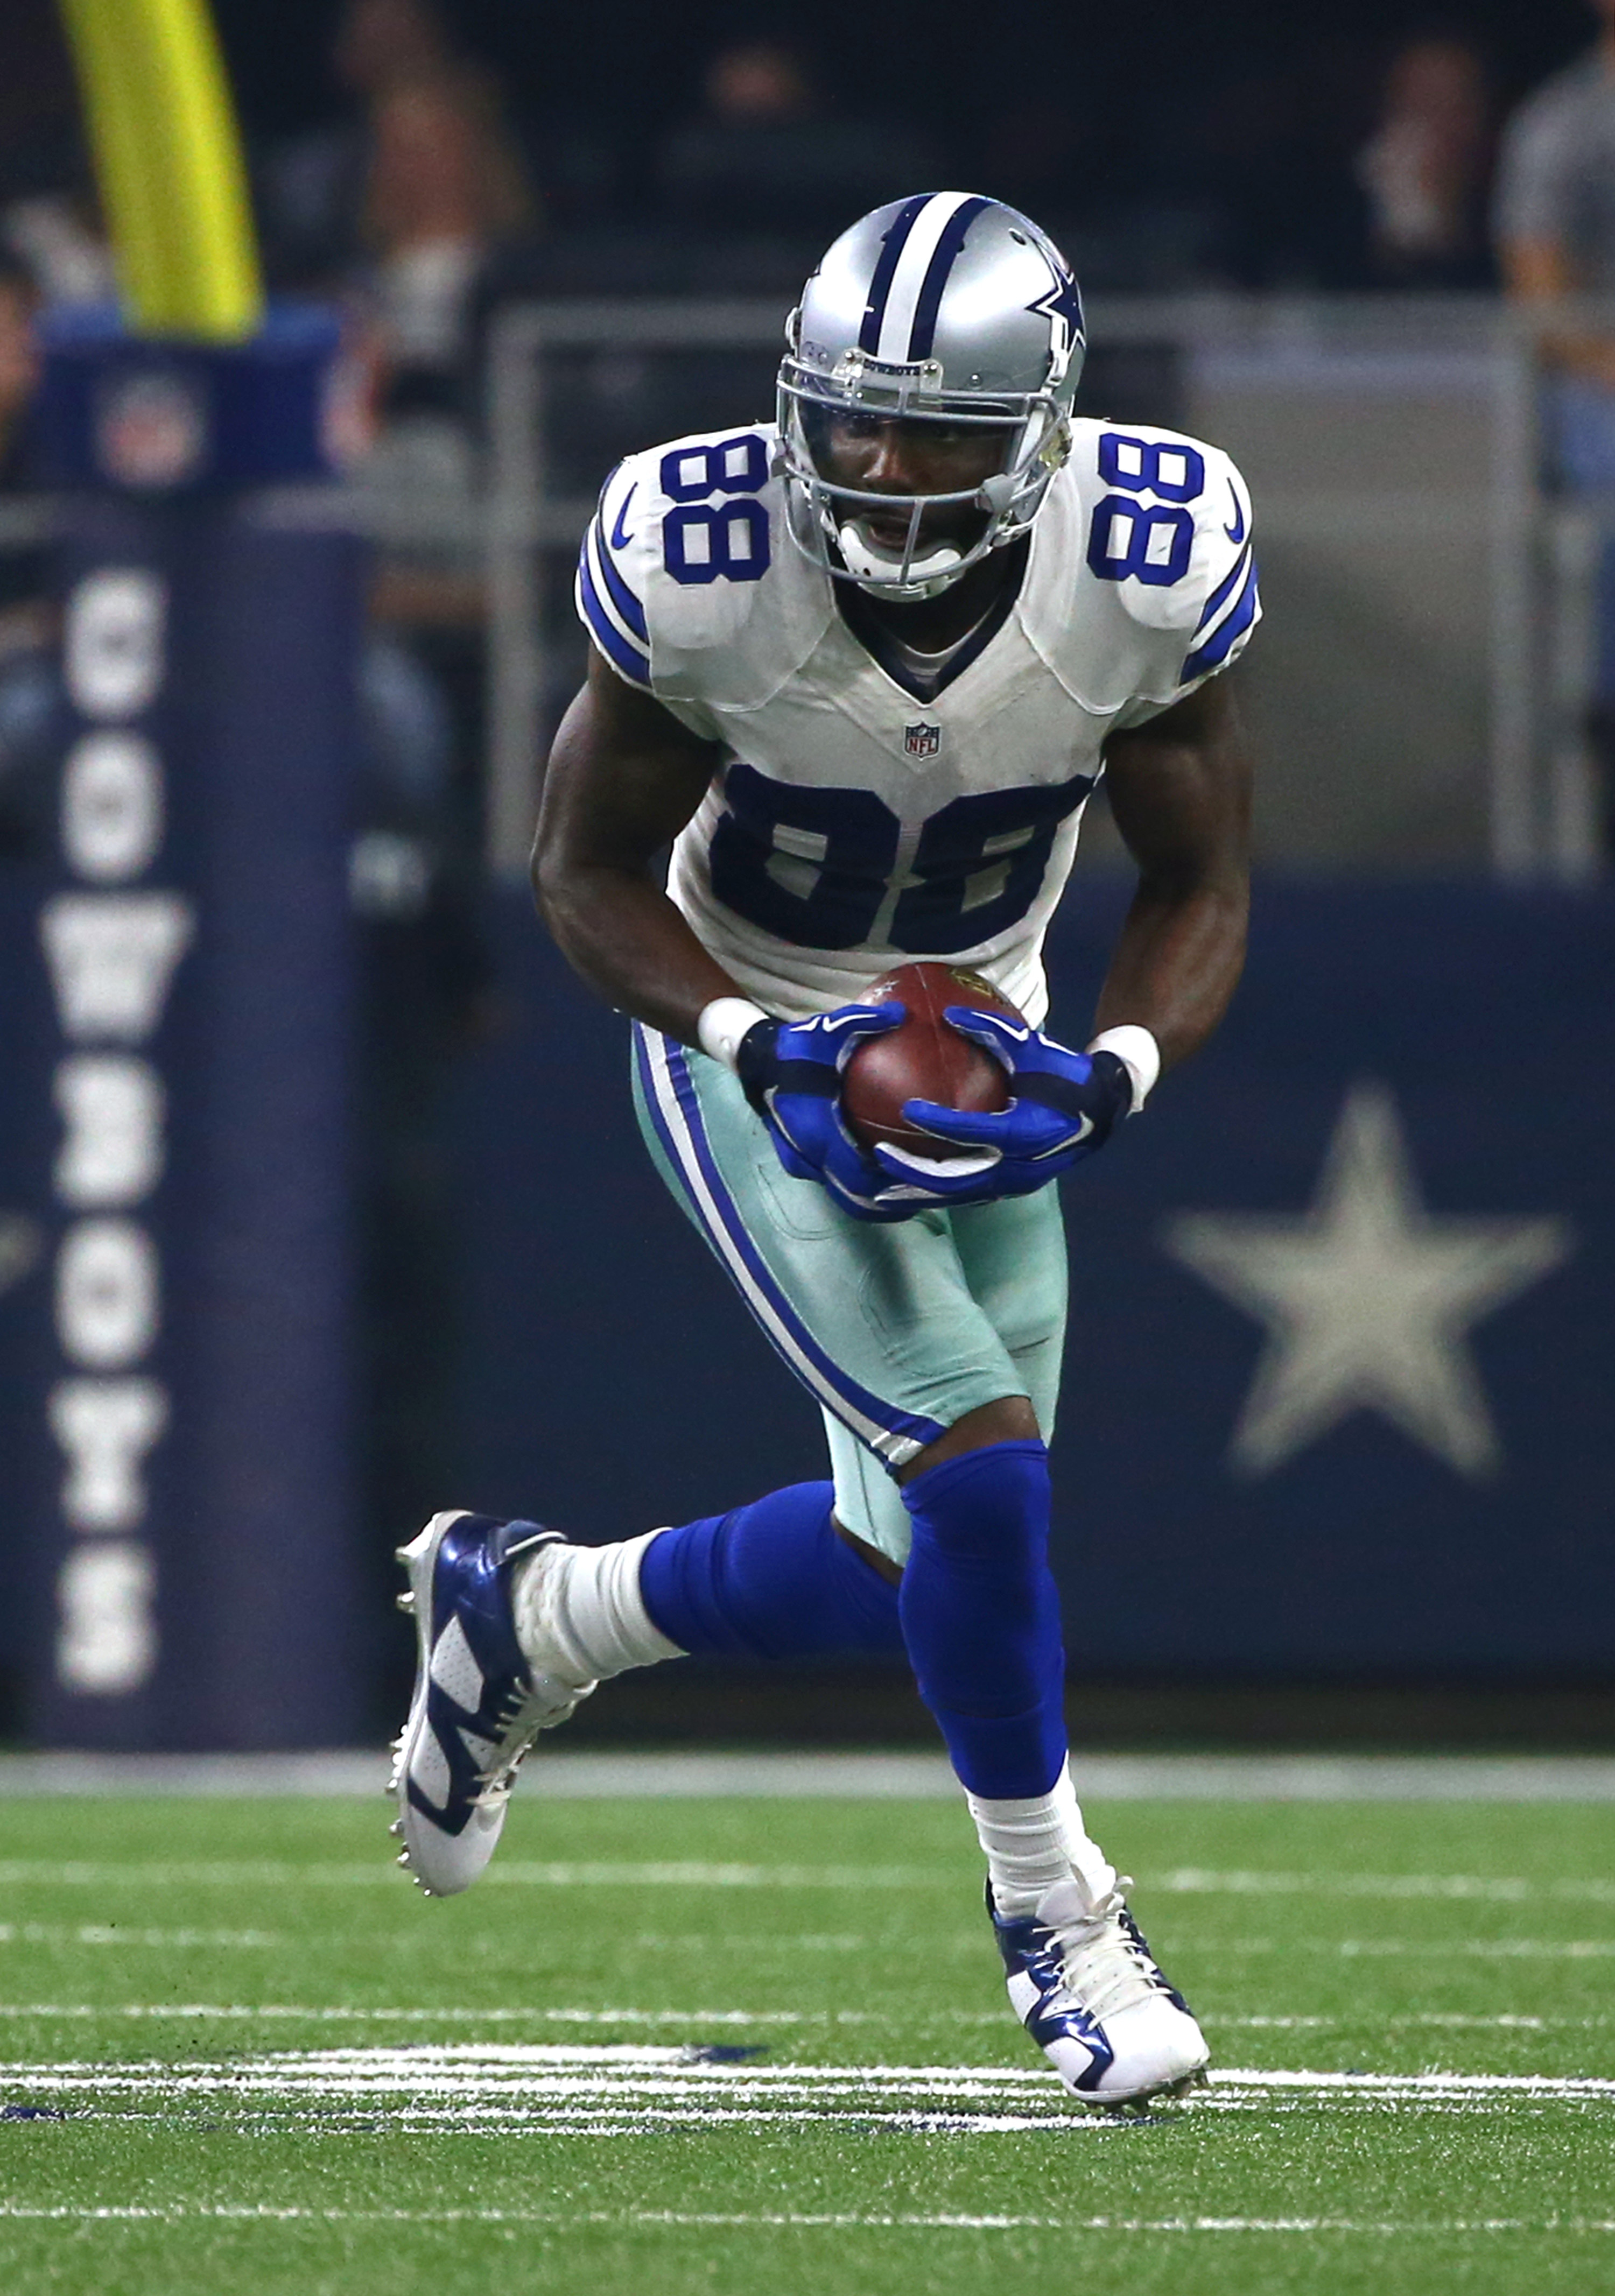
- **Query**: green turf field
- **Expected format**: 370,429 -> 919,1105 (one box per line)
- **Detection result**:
0,1789 -> 1612,2294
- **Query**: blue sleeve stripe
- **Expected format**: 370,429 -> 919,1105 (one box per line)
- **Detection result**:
1193,540 -> 1253,637
1182,555 -> 1259,681
577,554 -> 652,688
589,515 -> 648,642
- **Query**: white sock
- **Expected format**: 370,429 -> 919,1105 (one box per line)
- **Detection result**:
966,1759 -> 1117,1919
512,1530 -> 684,1687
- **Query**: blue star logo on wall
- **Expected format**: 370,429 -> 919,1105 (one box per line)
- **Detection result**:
1161,1083 -> 1575,1480
1027,268 -> 1086,367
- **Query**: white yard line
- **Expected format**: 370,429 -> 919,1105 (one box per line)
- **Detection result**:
1221,2012 -> 1602,2030
0,2002 -> 1607,2031
1216,1939 -> 1615,1959
3,1751 -> 1615,1800
0,1860 -> 943,1889
1,2205 -> 1613,2232
0,2004 -> 947,2026
0,1926 -> 276,1949
1158,1868 -> 1615,1905
4,1858 -> 1614,1912
4,2047 -> 1613,2131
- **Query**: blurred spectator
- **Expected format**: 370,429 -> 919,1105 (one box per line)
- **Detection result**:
257,0 -> 539,895
655,37 -> 937,241
259,0 -> 540,526
0,258 -> 38,484
359,69 -> 538,421
257,0 -> 458,290
1495,0 -> 1615,852
1495,0 -> 1615,383
0,193 -> 111,309
1202,36 -> 1382,287
0,257 -> 48,659
0,5 -> 111,321
1356,32 -> 1497,288
341,60 -> 542,849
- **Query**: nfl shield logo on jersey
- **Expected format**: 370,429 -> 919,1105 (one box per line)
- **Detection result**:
904,722 -> 943,759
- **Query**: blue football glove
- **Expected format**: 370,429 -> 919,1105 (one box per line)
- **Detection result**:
873,1008 -> 1135,1206
735,1004 -> 923,1223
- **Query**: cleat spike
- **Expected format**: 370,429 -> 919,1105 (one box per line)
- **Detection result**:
397,1850 -> 411,1866
389,1819 -> 403,1837
396,1590 -> 416,1614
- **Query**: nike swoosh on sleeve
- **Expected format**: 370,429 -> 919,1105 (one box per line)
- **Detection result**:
1223,482 -> 1246,544
609,484 -> 638,550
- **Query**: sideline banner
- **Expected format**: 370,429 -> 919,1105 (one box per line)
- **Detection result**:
447,879 -> 1615,1682
15,307 -> 364,1746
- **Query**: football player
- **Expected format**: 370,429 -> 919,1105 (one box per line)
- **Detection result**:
390,192 -> 1256,2109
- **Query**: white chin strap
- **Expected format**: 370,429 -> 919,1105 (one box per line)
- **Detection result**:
836,520 -> 968,600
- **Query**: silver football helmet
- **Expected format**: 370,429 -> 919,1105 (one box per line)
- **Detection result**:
778,191 -> 1086,599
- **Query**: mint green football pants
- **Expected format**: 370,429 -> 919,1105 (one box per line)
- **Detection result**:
631,1024 -> 1068,1566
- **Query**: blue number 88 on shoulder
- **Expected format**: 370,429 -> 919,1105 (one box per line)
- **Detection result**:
1086,430 -> 1205,589
661,433 -> 772,587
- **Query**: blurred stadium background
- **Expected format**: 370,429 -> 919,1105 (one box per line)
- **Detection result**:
0,0 -> 1611,1758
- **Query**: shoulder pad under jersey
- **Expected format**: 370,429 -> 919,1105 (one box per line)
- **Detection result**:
1046,419 -> 1260,713
575,424 -> 825,712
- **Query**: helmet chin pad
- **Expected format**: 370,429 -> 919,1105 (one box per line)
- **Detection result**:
835,519 -> 970,600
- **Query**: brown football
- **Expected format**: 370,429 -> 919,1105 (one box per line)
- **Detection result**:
841,962 -> 1020,1160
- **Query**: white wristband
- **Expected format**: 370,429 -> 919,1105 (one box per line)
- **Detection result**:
1086,1024 -> 1161,1112
697,996 -> 771,1072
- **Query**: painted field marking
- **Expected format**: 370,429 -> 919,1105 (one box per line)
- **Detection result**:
5,1748 -> 1615,1800
0,2205 -> 1614,2234
1,2203 -> 1614,2234
0,1861 -> 945,1890
0,2004 -> 991,2026
2,1857 -> 1612,1906
1158,1869 -> 1615,1907
3,2047 -> 1614,2136
0,1926 -> 276,1950
1202,1940 -> 1615,1962
1223,2012 -> 1584,2030
0,2003 -> 1607,2033
1338,1939 -> 1615,1959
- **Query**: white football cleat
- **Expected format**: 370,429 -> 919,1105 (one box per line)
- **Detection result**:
989,1873 -> 1210,2109
388,1510 -> 594,1897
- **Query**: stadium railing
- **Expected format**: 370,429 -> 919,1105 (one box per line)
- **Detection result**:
481,291 -> 1595,887
0,294 -> 1603,887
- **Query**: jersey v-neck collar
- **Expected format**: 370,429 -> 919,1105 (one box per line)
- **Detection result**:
831,538 -> 1031,705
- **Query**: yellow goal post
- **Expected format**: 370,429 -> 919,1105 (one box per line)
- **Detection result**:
57,0 -> 263,341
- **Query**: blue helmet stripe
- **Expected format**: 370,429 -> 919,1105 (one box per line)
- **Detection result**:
905,194 -> 993,361
857,193 -> 931,355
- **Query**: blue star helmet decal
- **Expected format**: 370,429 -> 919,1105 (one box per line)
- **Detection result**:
1027,264 -> 1086,371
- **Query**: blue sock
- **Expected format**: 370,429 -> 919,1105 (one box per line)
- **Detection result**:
638,1482 -> 904,1662
898,1439 -> 1068,1799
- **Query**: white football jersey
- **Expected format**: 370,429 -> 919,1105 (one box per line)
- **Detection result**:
576,417 -> 1258,1025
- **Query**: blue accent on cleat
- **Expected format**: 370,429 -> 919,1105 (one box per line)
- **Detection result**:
388,1509 -> 584,1899
987,1877 -> 1209,2105
988,1882 -> 1115,2091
